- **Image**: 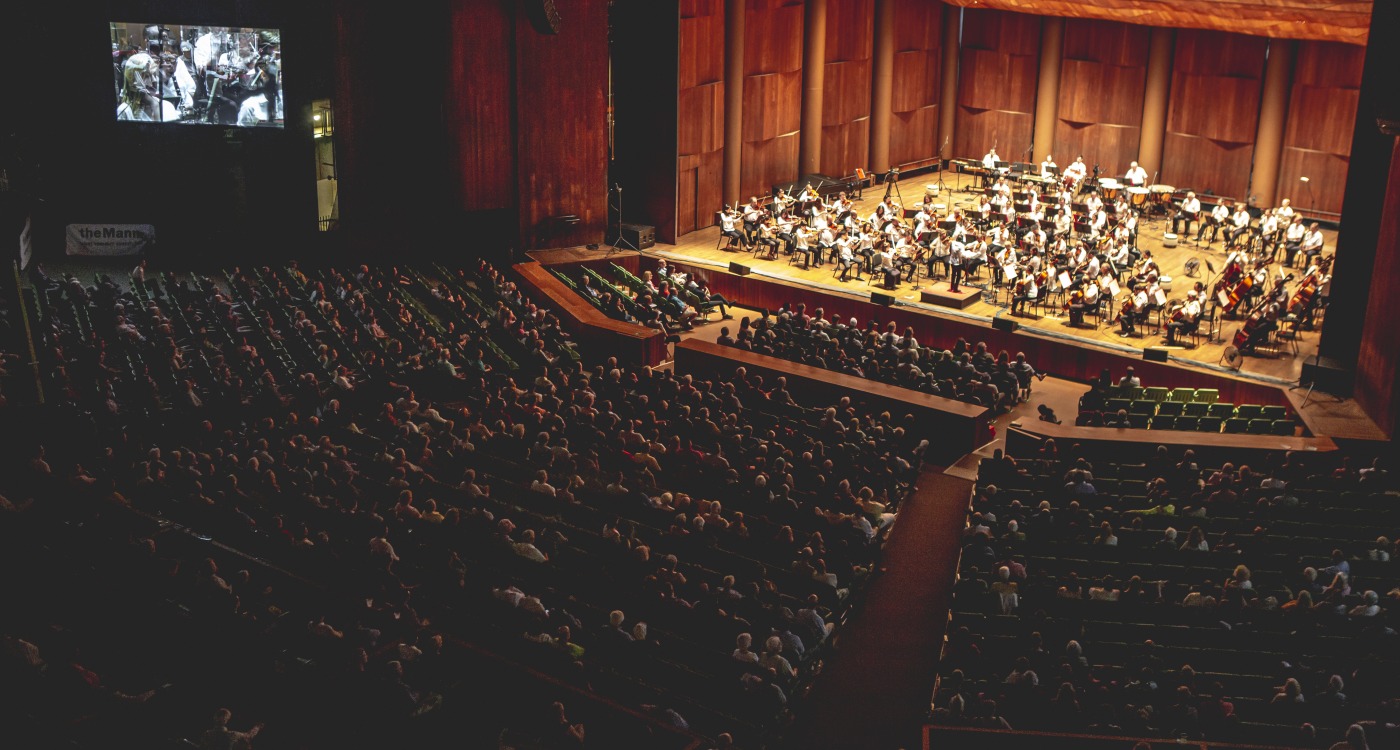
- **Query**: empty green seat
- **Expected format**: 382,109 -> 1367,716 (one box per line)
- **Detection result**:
1174,416 -> 1200,431
1193,388 -> 1220,404
1150,415 -> 1176,430
1168,387 -> 1195,402
1183,401 -> 1209,417
1157,400 -> 1184,416
1272,419 -> 1296,436
1198,416 -> 1223,432
1225,417 -> 1249,433
1130,399 -> 1157,415
1247,418 -> 1272,435
1236,404 -> 1264,421
1129,413 -> 1150,429
1144,387 -> 1170,402
1106,398 -> 1131,414
1261,405 -> 1288,421
1122,386 -> 1144,401
1209,402 -> 1236,419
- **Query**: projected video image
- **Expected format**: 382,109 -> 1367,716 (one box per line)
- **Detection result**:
111,22 -> 283,127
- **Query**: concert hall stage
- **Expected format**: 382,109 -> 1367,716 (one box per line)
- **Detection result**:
643,169 -> 1337,387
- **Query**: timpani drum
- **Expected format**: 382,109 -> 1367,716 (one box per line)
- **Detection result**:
1098,179 -> 1122,201
1149,184 -> 1176,208
1159,274 -> 1174,291
1127,186 -> 1150,208
1163,233 -> 1179,248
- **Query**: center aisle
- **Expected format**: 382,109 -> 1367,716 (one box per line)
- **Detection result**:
788,465 -> 973,750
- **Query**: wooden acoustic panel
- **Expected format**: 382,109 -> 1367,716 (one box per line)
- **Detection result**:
1275,40 -> 1364,216
1275,148 -> 1349,216
1057,60 -> 1145,127
1354,138 -> 1400,436
887,0 -> 941,168
1061,17 -> 1148,68
1055,123 -> 1140,179
448,0 -> 514,212
678,0 -> 727,236
515,0 -> 610,247
1162,29 -> 1267,200
825,0 -> 874,62
820,58 -> 873,177
954,8 -> 1039,160
741,0 -> 805,200
1161,133 -> 1256,198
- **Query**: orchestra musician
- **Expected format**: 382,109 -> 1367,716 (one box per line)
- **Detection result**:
1118,284 -> 1148,336
1165,290 -> 1202,346
1258,210 -> 1280,262
742,197 -> 765,242
982,147 -> 1001,188
1301,222 -> 1325,268
1011,272 -> 1038,316
1123,161 -> 1148,187
1282,215 -> 1306,266
719,206 -> 751,251
792,225 -> 816,268
756,219 -> 780,260
836,235 -> 860,281
1064,156 -> 1088,191
815,225 -> 837,267
1226,204 -> 1253,249
1198,201 -> 1230,244
1040,155 -> 1058,179
1173,191 -> 1201,236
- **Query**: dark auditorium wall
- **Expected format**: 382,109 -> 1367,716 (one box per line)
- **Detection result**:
1160,30 -> 1268,201
818,0 -> 874,179
1354,137 -> 1400,438
1276,41 -> 1364,217
1053,18 -> 1148,175
888,0 -> 943,169
14,1 -> 334,260
741,0 -> 806,202
952,8 -> 1041,164
612,0 -> 681,245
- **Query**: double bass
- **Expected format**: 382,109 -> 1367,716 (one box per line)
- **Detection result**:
1221,272 -> 1255,316
1287,270 -> 1324,317
1232,299 -> 1280,351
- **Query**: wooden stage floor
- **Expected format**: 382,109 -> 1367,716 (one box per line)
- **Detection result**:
649,170 -> 1336,385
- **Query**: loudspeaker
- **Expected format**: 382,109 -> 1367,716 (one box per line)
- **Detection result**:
871,292 -> 896,306
1143,348 -> 1169,362
992,317 -> 1019,333
728,262 -> 751,276
1300,356 -> 1354,396
618,223 -> 655,249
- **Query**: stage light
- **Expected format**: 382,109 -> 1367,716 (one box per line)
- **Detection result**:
313,114 -> 321,121
1299,176 -> 1310,182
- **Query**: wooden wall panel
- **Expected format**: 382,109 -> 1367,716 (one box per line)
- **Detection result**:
515,0 -> 610,248
741,0 -> 805,199
1053,19 -> 1147,175
1161,29 -> 1267,200
819,0 -> 873,177
1354,137 -> 1400,437
448,0 -> 514,212
1276,41 -> 1364,216
954,8 -> 1040,161
678,0 -> 727,235
889,0 -> 941,168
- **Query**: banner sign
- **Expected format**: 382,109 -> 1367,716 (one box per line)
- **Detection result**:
65,223 -> 153,256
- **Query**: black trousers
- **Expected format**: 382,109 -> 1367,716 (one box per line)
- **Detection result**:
949,264 -> 964,290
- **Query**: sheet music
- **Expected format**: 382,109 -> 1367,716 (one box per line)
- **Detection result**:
1004,265 -> 1017,282
1217,290 -> 1230,307
1108,279 -> 1120,297
1154,289 -> 1167,306
1059,271 -> 1072,290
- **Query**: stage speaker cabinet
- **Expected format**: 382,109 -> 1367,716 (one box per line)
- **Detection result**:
1300,356 -> 1354,397
728,262 -> 751,276
992,317 -> 1019,333
619,223 -> 655,250
1142,347 -> 1169,362
871,291 -> 896,306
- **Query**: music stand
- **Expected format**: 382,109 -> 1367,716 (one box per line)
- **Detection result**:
609,184 -> 638,252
